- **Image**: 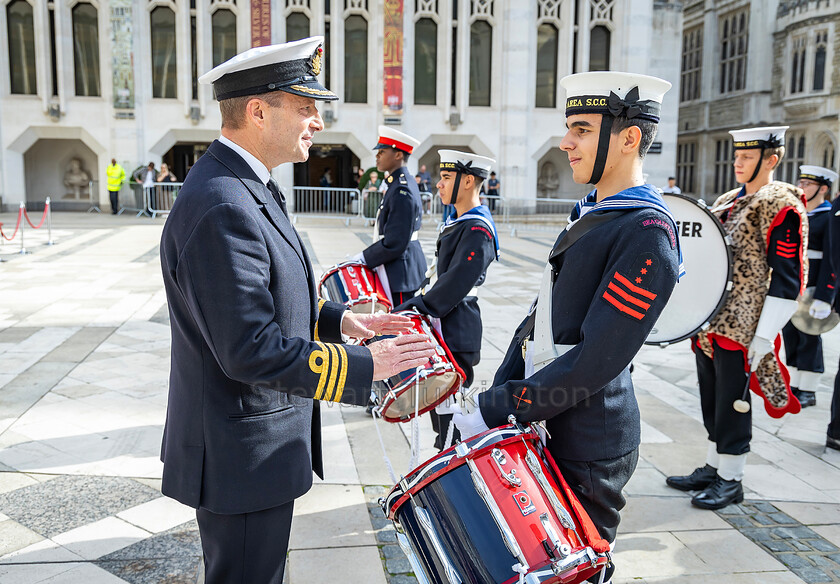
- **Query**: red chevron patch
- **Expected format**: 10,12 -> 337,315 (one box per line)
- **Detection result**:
602,272 -> 658,321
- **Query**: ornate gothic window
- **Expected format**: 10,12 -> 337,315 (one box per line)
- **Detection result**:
286,11 -> 310,42
677,141 -> 697,194
536,23 -> 558,108
469,19 -> 492,106
814,31 -> 828,91
782,135 -> 806,184
151,6 -> 177,99
681,26 -> 702,102
344,14 -> 368,103
212,9 -> 236,67
790,36 -> 806,94
414,17 -> 437,105
7,0 -> 36,95
589,25 -> 610,71
714,139 -> 735,194
719,9 -> 748,94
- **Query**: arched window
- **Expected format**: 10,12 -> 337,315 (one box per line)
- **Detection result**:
72,3 -> 99,96
151,6 -> 177,98
286,11 -> 309,43
212,9 -> 236,67
469,20 -> 492,106
814,31 -> 828,91
536,23 -> 558,108
414,18 -> 437,105
7,0 -> 37,95
589,25 -> 610,71
344,14 -> 367,103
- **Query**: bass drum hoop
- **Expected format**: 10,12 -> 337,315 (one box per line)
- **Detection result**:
644,193 -> 734,347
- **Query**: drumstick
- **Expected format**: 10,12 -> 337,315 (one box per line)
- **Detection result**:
733,363 -> 752,413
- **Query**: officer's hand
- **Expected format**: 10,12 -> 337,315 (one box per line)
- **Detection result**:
809,299 -> 832,320
747,335 -> 773,371
393,297 -> 424,313
368,334 -> 435,381
342,312 -> 414,339
451,403 -> 490,441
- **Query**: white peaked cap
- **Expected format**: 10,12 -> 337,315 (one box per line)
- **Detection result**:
374,126 -> 421,154
438,150 -> 495,179
560,71 -> 671,122
198,36 -> 336,101
729,126 -> 789,149
800,165 -> 839,186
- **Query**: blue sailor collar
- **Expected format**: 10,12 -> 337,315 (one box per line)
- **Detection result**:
442,205 -> 500,260
570,183 -> 685,279
808,201 -> 832,217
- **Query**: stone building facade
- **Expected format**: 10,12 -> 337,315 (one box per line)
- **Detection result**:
0,0 -> 683,212
677,0 -> 840,202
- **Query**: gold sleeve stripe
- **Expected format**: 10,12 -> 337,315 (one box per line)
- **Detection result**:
323,343 -> 340,402
309,342 -> 329,400
332,344 -> 349,403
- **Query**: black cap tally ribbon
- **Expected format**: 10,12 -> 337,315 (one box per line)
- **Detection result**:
607,87 -> 655,119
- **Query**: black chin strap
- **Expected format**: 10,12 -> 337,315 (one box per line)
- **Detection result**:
589,115 -> 615,185
450,173 -> 462,207
746,148 -> 764,184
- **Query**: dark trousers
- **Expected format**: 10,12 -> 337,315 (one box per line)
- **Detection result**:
430,352 -> 476,451
696,341 -> 752,455
196,501 -> 294,584
830,357 -> 840,439
109,190 -> 120,214
553,448 -> 639,543
782,321 -> 824,374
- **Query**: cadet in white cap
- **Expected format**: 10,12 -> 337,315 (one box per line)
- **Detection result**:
452,72 -> 681,584
782,165 -> 838,408
355,126 -> 428,306
668,127 -> 807,511
394,149 -> 500,450
158,37 -> 434,584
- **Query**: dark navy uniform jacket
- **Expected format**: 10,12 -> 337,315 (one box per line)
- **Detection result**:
159,140 -> 373,515
362,166 -> 428,294
828,197 -> 840,309
479,209 -> 680,462
394,214 -> 497,354
808,204 -> 835,304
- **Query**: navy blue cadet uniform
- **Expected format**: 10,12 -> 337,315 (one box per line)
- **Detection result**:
395,215 -> 498,448
362,166 -> 428,304
478,209 -> 680,542
782,203 -> 834,376
827,196 -> 840,443
160,141 -> 374,582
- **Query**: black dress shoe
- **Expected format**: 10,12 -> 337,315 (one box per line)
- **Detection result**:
827,435 -> 840,451
665,464 -> 717,492
792,389 -> 816,408
691,475 -> 744,510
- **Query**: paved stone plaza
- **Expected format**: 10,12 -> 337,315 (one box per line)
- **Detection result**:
1,212 -> 840,584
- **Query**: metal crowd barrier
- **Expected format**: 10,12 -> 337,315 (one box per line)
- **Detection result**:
502,197 -> 579,236
426,192 -> 508,226
291,186 -> 362,225
145,183 -> 182,218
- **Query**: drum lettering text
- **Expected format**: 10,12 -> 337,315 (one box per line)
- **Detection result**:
675,221 -> 703,237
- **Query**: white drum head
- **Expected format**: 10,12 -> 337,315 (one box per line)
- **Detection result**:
646,194 -> 733,346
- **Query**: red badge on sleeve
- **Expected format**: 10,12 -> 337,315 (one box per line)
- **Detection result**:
602,268 -> 658,321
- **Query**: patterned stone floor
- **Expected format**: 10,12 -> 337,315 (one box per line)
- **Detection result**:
1,212 -> 840,583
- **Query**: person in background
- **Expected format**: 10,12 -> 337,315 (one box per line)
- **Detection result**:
486,171 -> 500,213
662,176 -> 681,194
106,158 -> 126,215
320,168 -> 333,211
782,165 -> 837,408
157,163 -> 178,183
418,164 -> 432,193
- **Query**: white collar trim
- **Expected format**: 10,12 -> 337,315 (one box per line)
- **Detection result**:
219,135 -> 271,185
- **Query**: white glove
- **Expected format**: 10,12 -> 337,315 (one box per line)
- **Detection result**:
347,252 -> 366,264
747,336 -> 773,371
809,299 -> 832,319
451,403 -> 490,441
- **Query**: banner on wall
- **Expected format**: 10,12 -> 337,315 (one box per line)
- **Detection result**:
383,0 -> 404,118
251,0 -> 271,47
110,0 -> 134,111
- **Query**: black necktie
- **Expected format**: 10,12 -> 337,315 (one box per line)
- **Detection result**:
266,178 -> 288,217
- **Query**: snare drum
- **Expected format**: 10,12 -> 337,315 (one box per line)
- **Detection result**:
369,310 -> 465,423
318,261 -> 391,313
645,193 -> 734,346
382,422 -> 611,584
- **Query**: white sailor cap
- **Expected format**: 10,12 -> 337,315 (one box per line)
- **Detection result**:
438,150 -> 495,179
560,71 -> 671,122
800,165 -> 839,188
373,126 -> 421,154
198,36 -> 336,102
729,126 -> 789,150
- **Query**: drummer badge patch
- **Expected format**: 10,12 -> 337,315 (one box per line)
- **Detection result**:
602,257 -> 658,321
513,490 -> 537,516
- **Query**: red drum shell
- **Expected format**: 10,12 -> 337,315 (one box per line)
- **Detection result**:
318,261 -> 391,314
382,424 -> 610,584
369,310 -> 465,423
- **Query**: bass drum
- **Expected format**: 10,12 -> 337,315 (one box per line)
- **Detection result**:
645,193 -> 733,346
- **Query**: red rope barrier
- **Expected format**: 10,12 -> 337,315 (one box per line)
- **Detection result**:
22,202 -> 48,229
0,207 -> 23,241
